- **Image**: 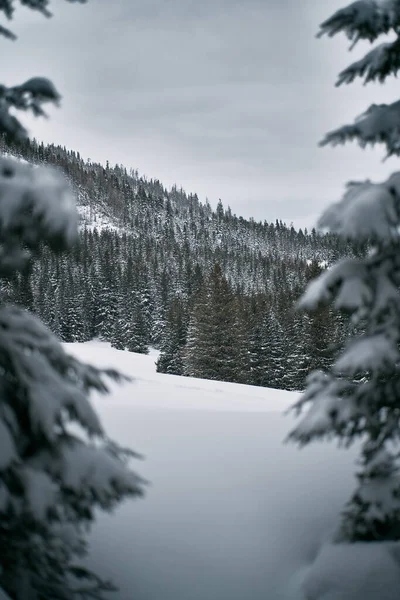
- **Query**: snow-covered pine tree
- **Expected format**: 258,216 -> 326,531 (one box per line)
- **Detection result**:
184,264 -> 245,383
248,309 -> 271,387
247,296 -> 282,388
0,3 -> 144,598
111,255 -> 149,354
113,290 -> 149,354
96,248 -> 122,342
156,297 -> 187,375
288,0 -> 400,552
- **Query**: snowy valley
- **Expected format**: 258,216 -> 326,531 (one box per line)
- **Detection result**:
2,0 -> 400,596
65,341 -> 362,600
0,137 -> 359,393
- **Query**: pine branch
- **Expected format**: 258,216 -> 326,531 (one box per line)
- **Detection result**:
0,78 -> 61,141
318,0 -> 399,47
0,23 -> 15,39
320,100 -> 400,158
337,38 -> 400,85
0,0 -> 88,40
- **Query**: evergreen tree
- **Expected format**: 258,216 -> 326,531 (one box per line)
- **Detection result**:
289,0 -> 400,561
96,246 -> 121,341
113,290 -> 149,354
112,255 -> 149,354
301,260 -> 344,378
1,99 -> 358,392
245,296 -> 280,388
15,267 -> 34,312
125,294 -> 149,354
248,313 -> 274,387
0,4 -> 144,598
184,264 -> 245,383
156,298 -> 187,375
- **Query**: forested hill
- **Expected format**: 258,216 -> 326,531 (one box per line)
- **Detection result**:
0,135 -> 361,390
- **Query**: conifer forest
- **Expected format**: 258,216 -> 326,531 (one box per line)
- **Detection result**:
1,135 -> 363,392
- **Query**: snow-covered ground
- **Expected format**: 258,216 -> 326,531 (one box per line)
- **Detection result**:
76,204 -> 123,232
64,341 -> 373,600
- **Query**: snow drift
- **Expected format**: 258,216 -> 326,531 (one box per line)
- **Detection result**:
64,341 -> 394,600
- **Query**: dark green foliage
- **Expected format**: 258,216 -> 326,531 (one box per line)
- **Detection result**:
289,0 -> 400,547
184,264 -> 248,383
0,135 -> 356,390
248,309 -> 286,389
156,298 -> 187,374
0,2 -> 145,598
113,290 -> 149,354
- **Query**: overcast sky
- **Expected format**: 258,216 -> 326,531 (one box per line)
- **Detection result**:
3,0 -> 399,229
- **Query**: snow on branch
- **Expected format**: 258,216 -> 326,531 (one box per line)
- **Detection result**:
0,1 -> 88,40
0,305 -> 130,441
58,438 -> 144,510
371,266 -> 400,319
286,371 -> 357,445
302,541 -> 400,600
334,334 -> 400,376
320,100 -> 400,158
318,0 -> 400,47
0,156 -> 78,272
0,78 -> 61,140
299,258 -> 371,312
19,467 -> 57,521
337,38 -> 400,85
317,177 -> 400,242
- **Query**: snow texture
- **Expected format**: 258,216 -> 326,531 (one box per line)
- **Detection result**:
289,389 -> 340,440
317,178 -> 400,242
372,269 -> 400,318
20,468 -> 57,521
0,306 -> 104,441
65,340 -> 294,413
0,156 -> 78,252
0,76 -> 61,139
59,439 -> 142,504
334,334 -> 400,375
63,341 -> 373,600
298,258 -> 370,312
302,541 -> 400,600
77,205 -> 122,233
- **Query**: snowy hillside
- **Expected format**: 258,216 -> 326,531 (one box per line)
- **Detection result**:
66,340 -> 295,413
64,341 -> 363,600
0,140 -> 358,393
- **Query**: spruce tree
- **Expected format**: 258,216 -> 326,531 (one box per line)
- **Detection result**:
0,3 -> 144,598
112,255 -> 149,354
301,260 -> 343,379
184,264 -> 244,383
156,297 -> 187,375
289,0 -> 400,553
247,297 -> 280,388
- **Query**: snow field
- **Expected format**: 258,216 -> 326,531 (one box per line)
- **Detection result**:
65,341 -> 395,600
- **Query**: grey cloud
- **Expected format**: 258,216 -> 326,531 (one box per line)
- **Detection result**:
2,0 -> 397,228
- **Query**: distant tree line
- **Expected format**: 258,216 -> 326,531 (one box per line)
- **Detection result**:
0,135 -> 362,390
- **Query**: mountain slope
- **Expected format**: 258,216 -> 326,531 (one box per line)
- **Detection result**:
0,136 -> 359,390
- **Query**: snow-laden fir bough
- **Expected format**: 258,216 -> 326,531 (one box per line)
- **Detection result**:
290,0 -> 400,542
288,0 -> 400,561
0,2 -> 145,599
